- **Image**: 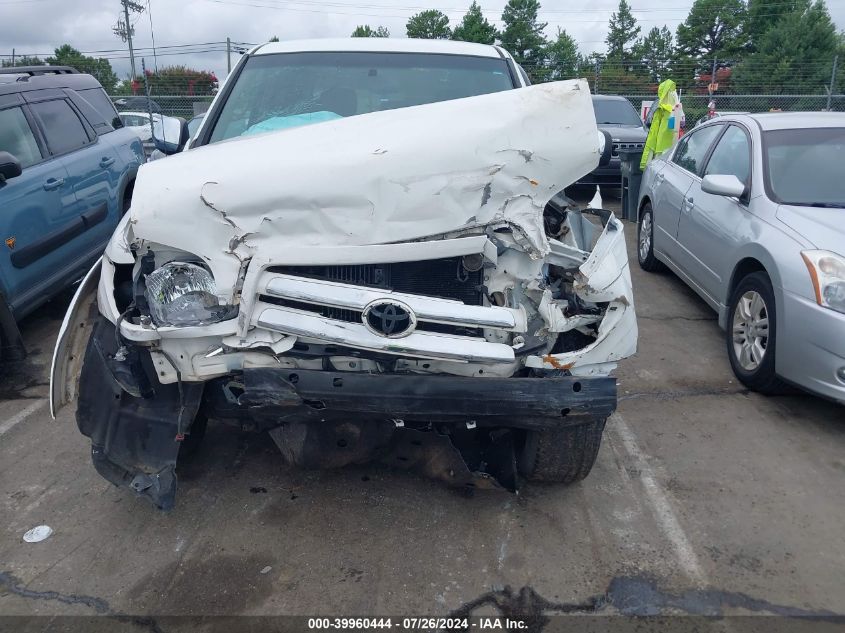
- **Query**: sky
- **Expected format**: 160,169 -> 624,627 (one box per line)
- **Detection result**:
1,0 -> 844,83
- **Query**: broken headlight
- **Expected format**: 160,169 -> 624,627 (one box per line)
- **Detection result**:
802,250 -> 845,314
144,262 -> 237,326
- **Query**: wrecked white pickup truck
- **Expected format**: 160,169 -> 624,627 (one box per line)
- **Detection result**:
51,39 -> 637,509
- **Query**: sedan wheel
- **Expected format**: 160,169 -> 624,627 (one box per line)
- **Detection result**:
731,290 -> 769,371
726,272 -> 786,394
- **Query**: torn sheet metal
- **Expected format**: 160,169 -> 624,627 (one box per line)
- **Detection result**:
127,80 -> 601,299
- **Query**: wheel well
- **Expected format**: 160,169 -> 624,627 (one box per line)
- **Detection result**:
729,258 -> 767,297
121,178 -> 135,214
638,196 -> 651,221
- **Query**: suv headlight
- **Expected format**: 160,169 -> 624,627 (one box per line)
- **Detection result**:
145,262 -> 237,326
801,250 -> 845,314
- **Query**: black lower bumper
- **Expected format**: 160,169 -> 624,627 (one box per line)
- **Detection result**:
77,318 -> 617,509
207,367 -> 617,430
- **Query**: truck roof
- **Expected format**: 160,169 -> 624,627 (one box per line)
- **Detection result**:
252,38 -> 508,59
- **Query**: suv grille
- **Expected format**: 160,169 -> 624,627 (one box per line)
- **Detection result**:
268,257 -> 485,320
611,142 -> 644,158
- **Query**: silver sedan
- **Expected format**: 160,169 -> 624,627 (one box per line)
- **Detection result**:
636,112 -> 845,404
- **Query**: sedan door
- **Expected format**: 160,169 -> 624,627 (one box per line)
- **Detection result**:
650,125 -> 723,263
677,124 -> 753,307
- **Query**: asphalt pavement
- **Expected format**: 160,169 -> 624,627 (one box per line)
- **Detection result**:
1,194 -> 843,628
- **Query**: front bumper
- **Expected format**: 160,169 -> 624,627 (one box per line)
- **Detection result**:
777,290 -> 845,404
207,367 -> 617,428
76,317 -> 617,508
577,160 -> 622,186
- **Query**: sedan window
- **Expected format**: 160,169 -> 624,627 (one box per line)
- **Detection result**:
764,127 -> 845,207
704,125 -> 750,184
672,125 -> 722,176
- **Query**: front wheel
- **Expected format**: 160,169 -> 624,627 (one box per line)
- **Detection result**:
517,418 -> 607,484
726,271 -> 787,394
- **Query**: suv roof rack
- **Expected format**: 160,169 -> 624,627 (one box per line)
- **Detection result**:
0,66 -> 79,76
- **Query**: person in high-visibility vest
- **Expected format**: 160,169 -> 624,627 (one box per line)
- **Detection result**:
640,79 -> 679,170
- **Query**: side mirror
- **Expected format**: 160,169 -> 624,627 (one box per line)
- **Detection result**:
598,129 -> 613,167
701,174 -> 746,198
151,116 -> 190,155
0,151 -> 22,181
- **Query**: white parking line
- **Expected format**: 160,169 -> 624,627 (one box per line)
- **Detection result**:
609,412 -> 707,585
0,399 -> 47,437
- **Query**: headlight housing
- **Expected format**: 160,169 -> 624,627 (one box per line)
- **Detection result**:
801,250 -> 845,314
145,262 -> 237,326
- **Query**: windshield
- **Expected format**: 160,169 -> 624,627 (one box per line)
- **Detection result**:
208,52 -> 515,144
592,98 -> 643,126
764,127 -> 845,207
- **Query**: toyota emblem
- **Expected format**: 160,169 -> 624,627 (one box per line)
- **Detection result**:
362,299 -> 416,338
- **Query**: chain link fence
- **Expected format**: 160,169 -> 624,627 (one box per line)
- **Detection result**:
109,92 -> 845,126
110,95 -> 214,119
617,94 -> 845,127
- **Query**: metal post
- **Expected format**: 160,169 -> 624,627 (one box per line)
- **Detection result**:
594,59 -> 600,94
123,0 -> 136,79
709,57 -> 717,96
226,37 -> 232,74
142,58 -> 161,147
11,48 -> 15,66
827,55 -> 838,111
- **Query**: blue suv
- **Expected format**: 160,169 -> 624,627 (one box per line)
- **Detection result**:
0,66 -> 144,359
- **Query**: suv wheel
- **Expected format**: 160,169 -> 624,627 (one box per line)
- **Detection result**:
517,418 -> 606,484
637,203 -> 663,271
726,272 -> 786,394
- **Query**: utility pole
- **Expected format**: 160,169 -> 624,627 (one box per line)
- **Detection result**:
226,37 -> 232,74
11,48 -> 14,66
827,55 -> 839,111
113,0 -> 145,79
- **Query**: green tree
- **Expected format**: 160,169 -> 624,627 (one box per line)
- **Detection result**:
542,28 -> 580,81
745,0 -> 804,52
406,9 -> 451,39
1,55 -> 45,67
675,0 -> 746,72
632,25 -> 675,82
45,44 -> 118,91
144,65 -> 218,96
500,0 -> 548,76
733,0 -> 840,94
606,0 -> 641,60
452,1 -> 498,44
269,35 -> 280,42
351,25 -> 390,37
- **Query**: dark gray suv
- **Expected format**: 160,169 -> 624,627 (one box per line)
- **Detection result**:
579,95 -> 647,186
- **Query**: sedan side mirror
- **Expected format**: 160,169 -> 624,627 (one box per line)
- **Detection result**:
701,174 -> 746,198
151,116 -> 190,155
0,151 -> 22,181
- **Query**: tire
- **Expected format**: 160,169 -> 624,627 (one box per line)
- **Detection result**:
637,203 -> 663,272
726,271 -> 787,394
518,418 -> 607,484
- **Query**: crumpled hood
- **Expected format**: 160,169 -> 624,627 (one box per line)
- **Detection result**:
776,204 -> 845,252
128,80 -> 599,266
